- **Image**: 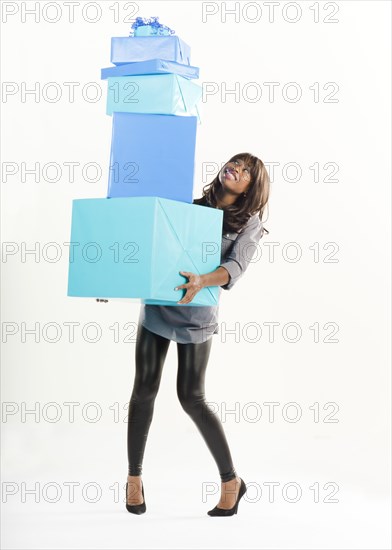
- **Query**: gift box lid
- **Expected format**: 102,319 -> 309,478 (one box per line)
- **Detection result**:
101,59 -> 199,80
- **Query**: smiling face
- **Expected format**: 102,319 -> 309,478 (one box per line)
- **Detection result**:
218,158 -> 252,196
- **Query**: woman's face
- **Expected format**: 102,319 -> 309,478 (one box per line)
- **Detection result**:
218,158 -> 252,196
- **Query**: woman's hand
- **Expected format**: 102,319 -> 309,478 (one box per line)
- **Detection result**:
96,298 -> 109,303
174,271 -> 204,304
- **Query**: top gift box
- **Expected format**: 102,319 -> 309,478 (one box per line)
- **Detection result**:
110,36 -> 191,65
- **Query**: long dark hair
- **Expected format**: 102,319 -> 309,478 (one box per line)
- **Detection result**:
193,152 -> 270,234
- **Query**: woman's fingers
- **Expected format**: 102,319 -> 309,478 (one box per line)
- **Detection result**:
177,294 -> 193,304
176,271 -> 192,291
176,271 -> 203,303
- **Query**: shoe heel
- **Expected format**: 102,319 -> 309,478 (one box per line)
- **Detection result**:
234,478 -> 246,514
207,476 -> 247,517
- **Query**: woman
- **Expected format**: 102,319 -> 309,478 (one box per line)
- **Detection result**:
102,152 -> 270,516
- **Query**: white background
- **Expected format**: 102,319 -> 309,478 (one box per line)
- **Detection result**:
1,1 -> 391,548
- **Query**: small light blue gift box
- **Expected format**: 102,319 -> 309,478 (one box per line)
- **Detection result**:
106,74 -> 202,119
67,197 -> 223,306
107,112 -> 196,203
101,59 -> 199,80
111,36 -> 191,65
134,25 -> 171,36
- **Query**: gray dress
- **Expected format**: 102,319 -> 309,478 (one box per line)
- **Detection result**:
138,208 -> 265,344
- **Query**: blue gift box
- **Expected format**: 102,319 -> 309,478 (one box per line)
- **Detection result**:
134,25 -> 171,36
101,59 -> 199,80
106,74 -> 202,118
107,112 -> 196,203
67,197 -> 223,306
111,36 -> 191,65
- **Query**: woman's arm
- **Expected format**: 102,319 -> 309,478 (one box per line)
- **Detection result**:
200,266 -> 230,288
219,214 -> 264,290
175,214 -> 264,303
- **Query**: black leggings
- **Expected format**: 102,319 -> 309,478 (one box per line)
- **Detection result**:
127,324 -> 238,482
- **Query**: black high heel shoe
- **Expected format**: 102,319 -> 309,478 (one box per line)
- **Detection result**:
207,477 -> 247,516
126,479 -> 146,514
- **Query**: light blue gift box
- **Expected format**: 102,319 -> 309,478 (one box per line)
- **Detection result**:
134,25 -> 171,36
107,112 -> 196,203
106,74 -> 202,119
101,59 -> 199,80
111,36 -> 191,65
67,197 -> 223,306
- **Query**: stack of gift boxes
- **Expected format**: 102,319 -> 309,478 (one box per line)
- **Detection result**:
67,19 -> 223,306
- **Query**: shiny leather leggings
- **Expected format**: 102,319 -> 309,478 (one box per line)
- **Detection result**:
127,324 -> 238,482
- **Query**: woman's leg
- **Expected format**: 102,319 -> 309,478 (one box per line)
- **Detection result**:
176,337 -> 238,483
127,324 -> 171,477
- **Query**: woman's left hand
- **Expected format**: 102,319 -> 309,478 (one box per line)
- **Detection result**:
175,271 -> 204,304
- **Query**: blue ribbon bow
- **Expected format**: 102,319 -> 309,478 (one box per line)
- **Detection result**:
130,16 -> 175,36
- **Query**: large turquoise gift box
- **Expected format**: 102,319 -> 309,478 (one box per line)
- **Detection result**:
106,74 -> 202,118
67,197 -> 223,306
107,112 -> 197,203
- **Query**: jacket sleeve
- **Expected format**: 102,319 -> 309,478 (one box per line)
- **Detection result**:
219,214 -> 264,290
